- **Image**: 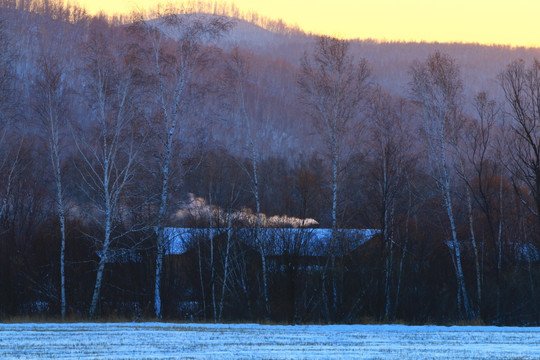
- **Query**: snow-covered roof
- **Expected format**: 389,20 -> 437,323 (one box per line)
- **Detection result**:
162,227 -> 380,257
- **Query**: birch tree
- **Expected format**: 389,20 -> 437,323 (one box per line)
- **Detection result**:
135,9 -> 232,319
298,36 -> 369,236
32,56 -> 69,319
410,51 -> 474,319
298,36 -> 369,316
78,32 -> 138,318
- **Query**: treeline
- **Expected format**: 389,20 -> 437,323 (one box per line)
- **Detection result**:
0,0 -> 539,325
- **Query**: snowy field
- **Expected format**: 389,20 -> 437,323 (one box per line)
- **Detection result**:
1,323 -> 540,359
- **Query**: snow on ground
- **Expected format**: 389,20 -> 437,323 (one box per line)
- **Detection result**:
1,323 -> 539,359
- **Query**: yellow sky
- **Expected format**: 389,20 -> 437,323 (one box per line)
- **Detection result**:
76,0 -> 540,47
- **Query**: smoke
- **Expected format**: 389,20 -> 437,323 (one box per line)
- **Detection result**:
175,193 -> 318,228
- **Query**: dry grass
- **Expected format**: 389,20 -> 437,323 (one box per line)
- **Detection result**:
0,313 -> 140,324
451,317 -> 487,326
0,314 -> 488,326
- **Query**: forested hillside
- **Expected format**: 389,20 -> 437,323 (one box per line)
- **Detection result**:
1,0 -> 540,324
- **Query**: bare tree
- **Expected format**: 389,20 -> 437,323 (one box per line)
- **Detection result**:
410,51 -> 474,319
298,36 -> 370,236
225,47 -> 270,318
457,92 -> 505,319
217,187 -> 240,321
365,88 -> 411,320
298,37 -> 369,317
77,32 -> 139,318
0,17 -> 17,227
0,17 -> 16,149
32,55 -> 70,319
134,9 -> 232,319
500,59 -> 540,236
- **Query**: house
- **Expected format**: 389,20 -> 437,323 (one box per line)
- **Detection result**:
162,226 -> 381,275
157,227 -> 381,319
162,227 -> 380,258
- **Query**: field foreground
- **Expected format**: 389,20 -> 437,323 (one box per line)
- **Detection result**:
1,322 -> 539,359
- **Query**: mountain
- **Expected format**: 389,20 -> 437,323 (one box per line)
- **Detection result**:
158,12 -> 540,100
3,5 -> 540,158
225,17 -> 540,99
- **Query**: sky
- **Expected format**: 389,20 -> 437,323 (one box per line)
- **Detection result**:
75,0 -> 540,47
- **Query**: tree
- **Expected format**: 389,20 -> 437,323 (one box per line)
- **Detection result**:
77,31 -> 139,318
225,47 -> 270,318
134,9 -> 232,319
0,16 -> 16,150
365,88 -> 411,320
298,36 -> 370,234
298,36 -> 369,317
32,55 -> 70,319
410,51 -> 474,319
457,92 -> 505,319
0,16 -> 17,228
499,59 -> 540,238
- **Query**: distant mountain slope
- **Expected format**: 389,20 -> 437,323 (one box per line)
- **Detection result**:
225,17 -> 540,98
151,12 -> 540,99
4,6 -> 540,158
223,17 -> 306,50
349,40 -> 540,98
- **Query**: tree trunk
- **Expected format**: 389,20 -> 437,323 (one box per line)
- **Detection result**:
89,215 -> 112,318
154,227 -> 164,319
441,151 -> 472,319
331,136 -> 338,235
218,213 -> 232,321
496,174 -> 503,321
438,129 -> 472,318
55,167 -> 67,320
50,115 -> 67,319
384,205 -> 394,320
330,136 -> 339,317
154,127 -> 174,319
197,230 -> 206,321
465,181 -> 481,317
394,197 -> 410,319
209,192 -> 216,321
244,94 -> 270,319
